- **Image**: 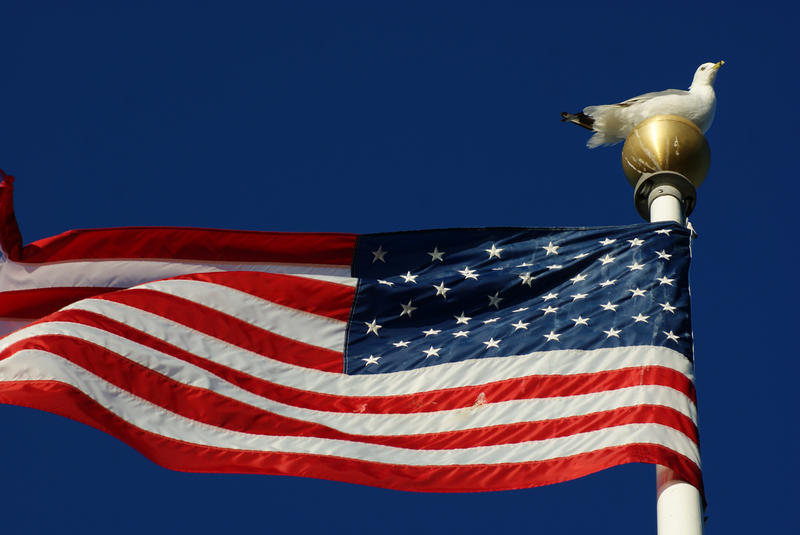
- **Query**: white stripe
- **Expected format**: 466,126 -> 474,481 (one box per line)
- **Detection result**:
129,279 -> 347,353
0,258 -> 356,291
0,350 -> 701,467
0,306 -> 695,399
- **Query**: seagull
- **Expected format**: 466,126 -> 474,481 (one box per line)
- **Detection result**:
561,61 -> 724,148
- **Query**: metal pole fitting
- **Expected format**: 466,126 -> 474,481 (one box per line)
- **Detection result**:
633,170 -> 697,222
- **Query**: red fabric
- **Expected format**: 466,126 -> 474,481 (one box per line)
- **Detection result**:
17,226 -> 356,265
169,271 -> 355,322
0,287 -> 119,319
0,174 -> 23,259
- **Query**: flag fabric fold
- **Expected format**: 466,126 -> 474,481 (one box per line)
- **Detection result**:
0,175 -> 702,494
0,175 -> 356,336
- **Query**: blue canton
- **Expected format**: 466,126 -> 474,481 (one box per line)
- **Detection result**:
345,223 -> 692,374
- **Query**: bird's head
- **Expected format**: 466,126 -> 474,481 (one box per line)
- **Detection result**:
690,61 -> 724,88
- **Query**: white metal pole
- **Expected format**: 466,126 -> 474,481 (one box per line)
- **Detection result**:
657,466 -> 703,535
649,190 -> 704,535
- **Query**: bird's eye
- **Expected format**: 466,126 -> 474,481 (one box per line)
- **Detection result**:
700,66 -> 706,71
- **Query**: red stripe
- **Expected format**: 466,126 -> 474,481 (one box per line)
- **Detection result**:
0,334 -> 698,451
0,379 -> 704,495
0,287 -> 120,318
96,288 -> 345,372
169,271 -> 355,322
21,308 -> 695,415
14,226 -> 357,265
0,176 -> 23,259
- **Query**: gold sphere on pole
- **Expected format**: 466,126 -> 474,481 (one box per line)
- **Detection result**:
621,115 -> 711,220
621,114 -> 710,189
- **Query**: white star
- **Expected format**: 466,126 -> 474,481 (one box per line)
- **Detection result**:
428,246 -> 445,262
392,340 -> 410,348
452,330 -> 469,338
422,346 -> 441,358
365,319 -> 382,336
454,312 -> 471,325
656,250 -> 672,260
433,281 -> 451,299
488,291 -> 503,309
632,313 -> 650,323
485,244 -> 503,259
599,238 -> 616,246
599,254 -> 616,265
542,292 -> 558,301
657,276 -> 675,286
570,273 -> 587,284
659,302 -> 677,313
655,228 -> 672,235
458,266 -> 479,280
542,241 -> 560,255
544,330 -> 560,342
511,320 -> 529,331
628,238 -> 644,247
371,246 -> 387,263
378,279 -> 395,287
573,252 -> 590,259
483,317 -> 500,324
546,264 -> 563,270
400,300 -> 417,318
483,338 -> 501,349
362,355 -> 380,366
423,328 -> 441,337
513,307 -> 529,313
541,305 -> 558,315
400,271 -> 418,284
571,316 -> 589,326
600,302 -> 619,312
517,262 -> 533,268
571,293 -> 588,301
519,272 -> 535,286
664,330 -> 680,343
629,288 -> 647,297
604,327 -> 621,338
627,261 -> 645,271
599,279 -> 617,287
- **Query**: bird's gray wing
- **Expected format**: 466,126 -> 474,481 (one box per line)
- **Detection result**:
615,89 -> 688,108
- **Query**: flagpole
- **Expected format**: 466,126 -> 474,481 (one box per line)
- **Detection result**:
621,115 -> 707,535
648,193 -> 703,535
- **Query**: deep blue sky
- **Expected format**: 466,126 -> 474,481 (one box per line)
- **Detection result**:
1,3 -> 796,533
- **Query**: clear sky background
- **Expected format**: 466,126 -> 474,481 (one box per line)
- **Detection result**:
1,2 -> 796,534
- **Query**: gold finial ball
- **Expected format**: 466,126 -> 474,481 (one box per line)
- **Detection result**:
621,114 -> 710,189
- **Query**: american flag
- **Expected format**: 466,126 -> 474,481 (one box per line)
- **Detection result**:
0,175 -> 701,493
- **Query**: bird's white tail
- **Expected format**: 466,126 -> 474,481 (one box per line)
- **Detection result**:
583,105 -> 627,148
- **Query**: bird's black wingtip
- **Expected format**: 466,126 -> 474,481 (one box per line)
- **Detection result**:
561,112 -> 595,131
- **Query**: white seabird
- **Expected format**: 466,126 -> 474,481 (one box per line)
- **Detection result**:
562,61 -> 724,148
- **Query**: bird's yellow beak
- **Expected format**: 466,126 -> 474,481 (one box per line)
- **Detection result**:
714,60 -> 725,69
